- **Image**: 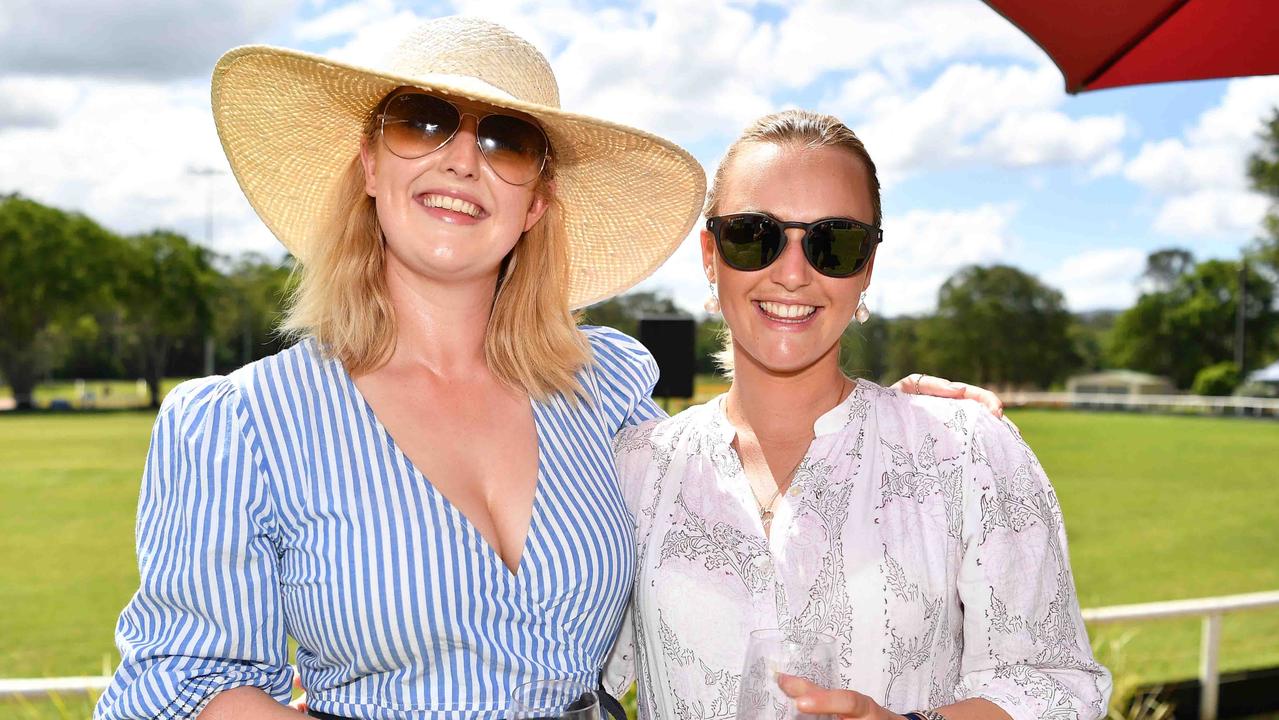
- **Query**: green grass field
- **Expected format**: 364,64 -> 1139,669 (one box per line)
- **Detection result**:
2,398 -> 1277,718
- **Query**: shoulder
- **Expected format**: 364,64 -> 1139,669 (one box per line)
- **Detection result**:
224,338 -> 329,396
581,325 -> 656,376
615,399 -> 713,453
579,325 -> 659,405
161,341 -> 330,434
157,375 -> 241,428
861,379 -> 984,443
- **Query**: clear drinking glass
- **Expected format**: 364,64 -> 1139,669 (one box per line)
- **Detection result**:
736,628 -> 839,720
509,679 -> 601,720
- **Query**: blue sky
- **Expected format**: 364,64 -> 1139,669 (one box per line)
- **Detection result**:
2,0 -> 1276,316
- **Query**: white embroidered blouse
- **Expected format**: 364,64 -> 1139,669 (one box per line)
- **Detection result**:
604,381 -> 1110,720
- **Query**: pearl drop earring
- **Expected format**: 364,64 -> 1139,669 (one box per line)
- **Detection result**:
704,281 -> 720,314
854,292 -> 871,324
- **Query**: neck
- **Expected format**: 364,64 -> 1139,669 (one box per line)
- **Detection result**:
724,341 -> 849,444
378,256 -> 498,379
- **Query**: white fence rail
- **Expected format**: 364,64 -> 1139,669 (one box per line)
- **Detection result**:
0,674 -> 111,700
4,591 -> 1279,718
1081,590 -> 1279,720
1006,391 -> 1279,415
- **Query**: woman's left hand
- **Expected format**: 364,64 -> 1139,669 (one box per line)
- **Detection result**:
891,373 -> 1004,418
777,674 -> 903,720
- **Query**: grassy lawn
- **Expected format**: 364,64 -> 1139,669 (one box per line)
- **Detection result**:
1,394 -> 1277,717
1013,410 -> 1279,687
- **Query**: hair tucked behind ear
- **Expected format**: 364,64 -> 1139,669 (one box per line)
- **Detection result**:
706,109 -> 882,377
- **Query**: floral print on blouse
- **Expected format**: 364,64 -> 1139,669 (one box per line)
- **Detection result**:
604,381 -> 1111,720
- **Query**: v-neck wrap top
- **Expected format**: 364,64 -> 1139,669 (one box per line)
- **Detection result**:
95,327 -> 661,720
605,381 -> 1111,720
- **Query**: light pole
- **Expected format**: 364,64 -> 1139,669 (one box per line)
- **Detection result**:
187,166 -> 225,375
1235,259 -> 1247,373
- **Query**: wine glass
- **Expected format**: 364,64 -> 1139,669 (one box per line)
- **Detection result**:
736,628 -> 838,720
509,679 -> 601,720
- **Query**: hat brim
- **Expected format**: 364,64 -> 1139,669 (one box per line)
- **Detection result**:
212,45 -> 706,309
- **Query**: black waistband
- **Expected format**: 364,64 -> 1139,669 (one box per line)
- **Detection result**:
305,674 -> 627,720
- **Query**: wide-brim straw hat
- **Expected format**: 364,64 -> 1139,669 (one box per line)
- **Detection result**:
211,16 -> 705,309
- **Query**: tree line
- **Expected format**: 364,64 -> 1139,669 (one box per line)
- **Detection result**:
3,110 -> 1278,409
0,193 -> 293,409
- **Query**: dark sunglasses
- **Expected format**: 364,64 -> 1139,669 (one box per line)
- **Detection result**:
706,212 -> 883,278
376,90 -> 550,186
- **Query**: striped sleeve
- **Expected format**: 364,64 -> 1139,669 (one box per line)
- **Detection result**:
582,325 -> 666,432
94,378 -> 291,720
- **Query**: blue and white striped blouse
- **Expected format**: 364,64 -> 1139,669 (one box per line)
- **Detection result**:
94,326 -> 661,720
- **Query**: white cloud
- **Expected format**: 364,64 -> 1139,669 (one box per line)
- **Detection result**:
1088,150 -> 1124,178
826,63 -> 1128,182
769,0 -> 1043,89
0,77 -> 277,257
0,76 -> 81,128
293,0 -> 391,42
1042,248 -> 1146,311
0,0 -> 299,80
1124,75 -> 1279,238
982,111 -> 1127,168
871,204 -> 1017,315
1124,137 -> 1240,196
1152,189 -> 1270,239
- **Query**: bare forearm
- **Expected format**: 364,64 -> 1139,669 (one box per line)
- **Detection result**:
198,685 -> 298,720
933,698 -> 1014,720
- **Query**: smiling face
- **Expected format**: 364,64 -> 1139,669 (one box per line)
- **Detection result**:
359,95 -> 549,290
702,141 -> 877,377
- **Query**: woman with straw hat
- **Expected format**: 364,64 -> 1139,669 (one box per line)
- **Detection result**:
93,16 -> 706,720
95,17 -> 998,720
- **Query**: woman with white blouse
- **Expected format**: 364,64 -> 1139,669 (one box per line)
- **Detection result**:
607,111 -> 1112,720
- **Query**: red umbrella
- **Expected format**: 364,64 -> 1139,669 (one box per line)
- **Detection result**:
982,0 -> 1279,93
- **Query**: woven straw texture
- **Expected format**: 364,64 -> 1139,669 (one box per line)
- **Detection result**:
211,16 -> 705,309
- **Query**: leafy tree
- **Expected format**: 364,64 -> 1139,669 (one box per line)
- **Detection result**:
1246,108 -> 1279,363
841,315 -> 890,383
1069,310 -> 1118,374
922,265 -> 1079,388
580,290 -> 682,338
1247,108 -> 1279,274
883,315 -> 935,385
1140,248 -> 1195,293
1192,362 -> 1241,396
1250,109 -> 1279,200
1109,258 -> 1278,387
213,253 -> 295,371
0,194 -> 124,409
117,231 -> 219,408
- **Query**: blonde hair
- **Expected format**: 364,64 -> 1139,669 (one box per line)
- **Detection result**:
707,109 -> 882,375
281,92 -> 589,400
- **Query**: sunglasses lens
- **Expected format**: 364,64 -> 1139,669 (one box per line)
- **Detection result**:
806,220 -> 872,277
381,93 -> 460,158
477,114 -> 549,185
717,215 -> 784,271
